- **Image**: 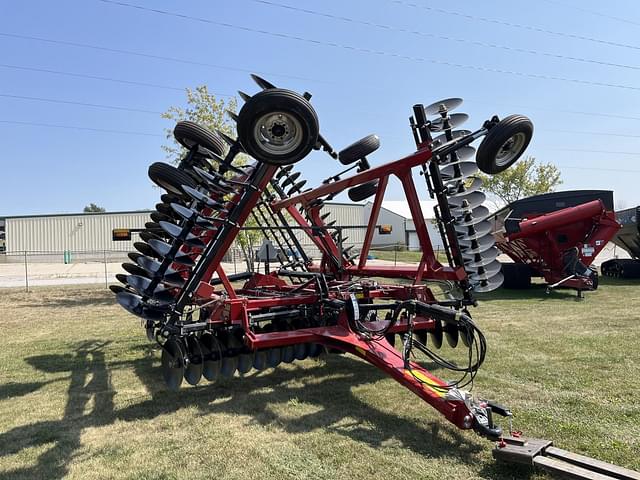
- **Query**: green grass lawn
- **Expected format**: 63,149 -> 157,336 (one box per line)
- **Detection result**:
0,279 -> 639,479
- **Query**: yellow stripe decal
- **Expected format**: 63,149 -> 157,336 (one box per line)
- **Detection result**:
404,369 -> 446,397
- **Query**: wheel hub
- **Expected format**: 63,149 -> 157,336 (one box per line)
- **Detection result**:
254,112 -> 303,155
495,132 -> 526,167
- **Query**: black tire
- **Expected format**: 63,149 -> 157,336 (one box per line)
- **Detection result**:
237,88 -> 319,165
148,162 -> 197,196
501,262 -> 532,289
476,115 -> 533,174
173,121 -> 226,157
338,134 -> 380,165
348,181 -> 379,202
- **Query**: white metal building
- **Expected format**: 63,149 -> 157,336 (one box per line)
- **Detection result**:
1,211 -> 152,254
0,202 -> 408,258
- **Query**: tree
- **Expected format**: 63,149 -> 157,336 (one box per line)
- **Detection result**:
83,203 -> 106,213
161,86 -> 261,272
478,156 -> 562,207
161,85 -> 238,164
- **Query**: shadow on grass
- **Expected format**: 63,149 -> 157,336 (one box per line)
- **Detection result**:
16,290 -> 116,309
3,341 -> 536,480
476,284 -> 583,302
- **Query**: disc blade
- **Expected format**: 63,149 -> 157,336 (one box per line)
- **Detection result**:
159,221 -> 206,249
281,345 -> 295,364
424,97 -> 463,116
276,164 -> 294,179
161,338 -> 185,391
200,333 -> 222,382
456,220 -> 493,239
139,230 -> 162,243
161,193 -> 183,205
171,203 -> 220,230
459,234 -> 495,255
237,352 -> 254,374
454,206 -> 491,227
135,256 -> 186,287
116,291 -> 147,318
308,344 -> 324,358
148,238 -> 197,267
459,324 -> 473,347
125,275 -> 175,305
116,291 -> 167,321
431,130 -> 471,149
128,252 -> 143,263
182,185 -> 224,210
109,284 -> 127,294
430,320 -> 443,349
280,171 -> 301,189
441,146 -> 476,164
464,247 -> 500,268
472,272 -> 505,292
122,262 -> 150,278
266,347 -> 282,368
414,330 -> 428,346
134,241 -> 159,259
440,161 -> 479,182
449,191 -> 487,211
287,180 -> 307,195
251,73 -> 276,90
449,192 -> 487,216
430,113 -> 469,132
467,260 -> 502,278
293,343 -> 310,361
150,211 -> 172,224
184,336 -> 204,386
253,350 -> 268,371
443,322 -> 459,348
446,177 -> 483,198
192,167 -> 236,193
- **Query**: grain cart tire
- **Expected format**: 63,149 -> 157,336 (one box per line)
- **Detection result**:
501,262 -> 532,289
348,181 -> 379,202
173,121 -> 226,157
237,88 -> 319,165
476,115 -> 533,174
148,162 -> 198,197
338,134 -> 380,165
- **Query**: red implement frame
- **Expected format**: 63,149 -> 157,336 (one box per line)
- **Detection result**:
179,141 -> 479,431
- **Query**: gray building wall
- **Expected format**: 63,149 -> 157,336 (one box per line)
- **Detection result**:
4,211 -> 152,254
405,218 -> 445,251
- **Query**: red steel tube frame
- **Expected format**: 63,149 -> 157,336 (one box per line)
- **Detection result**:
271,148 -> 465,282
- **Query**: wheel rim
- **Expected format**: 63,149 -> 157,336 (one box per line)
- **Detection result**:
494,132 -> 526,167
252,111 -> 303,156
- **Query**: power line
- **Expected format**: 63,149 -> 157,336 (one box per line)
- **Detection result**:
93,0 -> 640,93
4,90 -> 640,141
0,120 -> 163,137
549,148 -> 640,156
251,0 -> 640,72
0,63 -> 186,92
0,93 -> 162,115
5,63 -> 640,125
539,0 -> 640,28
541,129 -> 640,139
555,165 -> 640,173
0,32 -> 330,86
388,0 -> 640,52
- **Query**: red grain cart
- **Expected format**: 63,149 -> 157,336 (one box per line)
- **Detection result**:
489,190 -> 620,295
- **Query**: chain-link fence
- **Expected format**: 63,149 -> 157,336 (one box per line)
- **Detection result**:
0,240 -> 412,291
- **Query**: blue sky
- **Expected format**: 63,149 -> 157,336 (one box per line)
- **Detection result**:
2,0 -> 640,216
